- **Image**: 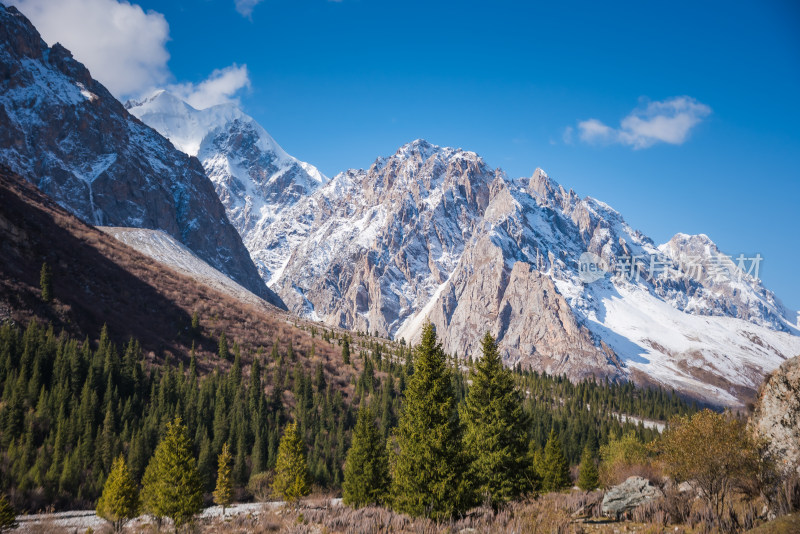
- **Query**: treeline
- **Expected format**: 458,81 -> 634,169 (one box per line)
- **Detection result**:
513,370 -> 694,465
0,319 -> 696,512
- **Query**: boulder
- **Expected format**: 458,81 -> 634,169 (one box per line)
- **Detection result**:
601,476 -> 663,518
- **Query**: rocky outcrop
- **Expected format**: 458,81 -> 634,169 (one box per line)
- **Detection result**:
0,5 -> 282,307
752,355 -> 800,474
601,476 -> 663,518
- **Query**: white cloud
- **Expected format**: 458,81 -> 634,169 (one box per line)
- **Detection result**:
168,64 -> 251,110
10,0 -> 170,98
10,0 -> 252,107
577,119 -> 616,144
577,97 -> 712,149
234,0 -> 264,17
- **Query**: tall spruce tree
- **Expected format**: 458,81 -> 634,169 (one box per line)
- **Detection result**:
96,456 -> 140,533
577,445 -> 599,491
214,442 -> 233,516
218,332 -> 229,361
341,337 -> 351,365
462,332 -> 534,509
541,429 -> 571,492
272,422 -> 310,502
39,262 -> 52,302
343,404 -> 389,507
389,322 -> 468,520
141,417 -> 203,531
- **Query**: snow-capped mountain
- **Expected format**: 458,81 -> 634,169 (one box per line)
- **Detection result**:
126,90 -> 326,281
0,5 -> 282,307
57,59 -> 800,405
251,139 -> 799,406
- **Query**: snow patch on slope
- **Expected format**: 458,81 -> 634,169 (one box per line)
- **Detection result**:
99,227 -> 276,311
570,279 -> 800,405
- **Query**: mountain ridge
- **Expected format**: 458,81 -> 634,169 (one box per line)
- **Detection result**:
253,137 -> 799,405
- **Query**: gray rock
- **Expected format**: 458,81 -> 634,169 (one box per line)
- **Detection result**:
751,355 -> 800,475
601,476 -> 663,518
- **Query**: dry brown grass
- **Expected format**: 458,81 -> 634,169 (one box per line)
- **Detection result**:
16,488 -> 795,534
194,498 -> 584,534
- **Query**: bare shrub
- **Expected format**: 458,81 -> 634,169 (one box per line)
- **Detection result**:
247,472 -> 275,502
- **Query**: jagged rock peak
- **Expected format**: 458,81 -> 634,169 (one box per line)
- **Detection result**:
392,138 -> 486,165
127,90 -> 326,185
1,5 -> 48,59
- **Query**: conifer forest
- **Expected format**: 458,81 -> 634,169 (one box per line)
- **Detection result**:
0,318 -> 697,517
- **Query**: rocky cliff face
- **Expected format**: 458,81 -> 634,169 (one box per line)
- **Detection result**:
424,235 -> 622,380
0,5 -> 282,307
267,140 -> 499,334
752,355 -> 800,474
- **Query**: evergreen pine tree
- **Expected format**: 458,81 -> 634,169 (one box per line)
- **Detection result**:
389,322 -> 468,520
0,494 -> 17,533
577,445 -> 599,491
462,332 -> 534,509
96,456 -> 140,533
213,442 -> 233,516
141,417 -> 203,530
343,404 -> 389,507
541,429 -> 571,492
39,262 -> 52,303
272,422 -> 310,503
218,333 -> 229,361
341,338 -> 351,365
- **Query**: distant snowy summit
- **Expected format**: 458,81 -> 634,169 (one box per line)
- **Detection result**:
127,91 -> 326,257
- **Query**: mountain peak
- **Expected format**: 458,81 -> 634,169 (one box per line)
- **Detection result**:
128,93 -> 332,191
391,139 -> 486,169
662,233 -> 718,257
394,138 -> 440,160
129,89 -> 327,264
125,89 -> 181,110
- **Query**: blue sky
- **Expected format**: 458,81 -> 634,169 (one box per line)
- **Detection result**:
12,0 -> 800,312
